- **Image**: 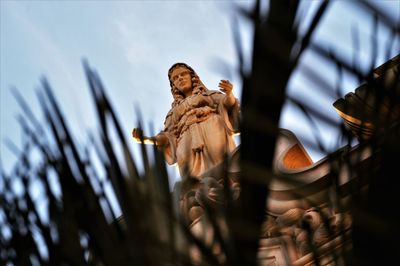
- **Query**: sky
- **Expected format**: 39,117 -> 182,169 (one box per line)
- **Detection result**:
1,0 -> 399,180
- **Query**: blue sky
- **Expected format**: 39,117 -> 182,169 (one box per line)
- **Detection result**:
0,1 -> 250,177
1,0 -> 399,178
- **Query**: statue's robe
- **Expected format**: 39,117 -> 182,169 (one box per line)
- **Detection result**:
160,90 -> 240,178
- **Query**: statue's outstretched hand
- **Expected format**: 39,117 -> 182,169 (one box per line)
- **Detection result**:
219,80 -> 236,108
132,128 -> 168,146
132,128 -> 144,141
219,80 -> 233,95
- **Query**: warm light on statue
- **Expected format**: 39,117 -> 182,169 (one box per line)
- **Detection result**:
132,63 -> 240,178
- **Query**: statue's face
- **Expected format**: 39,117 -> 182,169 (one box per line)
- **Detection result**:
170,66 -> 193,97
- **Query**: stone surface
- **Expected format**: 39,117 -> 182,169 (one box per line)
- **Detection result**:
133,63 -> 240,178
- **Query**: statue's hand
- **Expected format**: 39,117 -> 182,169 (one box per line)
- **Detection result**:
132,128 -> 143,140
219,80 -> 233,95
220,80 -> 236,108
133,128 -> 168,146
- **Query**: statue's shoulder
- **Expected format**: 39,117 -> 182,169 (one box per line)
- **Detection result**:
204,90 -> 224,103
204,90 -> 222,95
202,90 -> 223,96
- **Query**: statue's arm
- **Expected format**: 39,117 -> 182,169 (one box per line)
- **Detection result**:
154,132 -> 169,146
132,128 -> 168,146
219,80 -> 236,109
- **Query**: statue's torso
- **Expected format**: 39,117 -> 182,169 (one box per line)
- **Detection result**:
167,92 -> 223,141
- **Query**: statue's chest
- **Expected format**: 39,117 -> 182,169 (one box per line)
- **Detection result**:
172,95 -> 218,137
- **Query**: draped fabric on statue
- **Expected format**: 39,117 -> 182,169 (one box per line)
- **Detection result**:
160,90 -> 240,178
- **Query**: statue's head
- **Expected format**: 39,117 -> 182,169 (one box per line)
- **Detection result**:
168,63 -> 207,105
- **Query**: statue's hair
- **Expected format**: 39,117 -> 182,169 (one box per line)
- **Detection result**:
168,63 -> 208,108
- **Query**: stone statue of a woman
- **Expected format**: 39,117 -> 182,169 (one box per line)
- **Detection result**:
133,63 -> 240,178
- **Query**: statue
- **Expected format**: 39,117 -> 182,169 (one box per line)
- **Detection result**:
132,63 -> 240,178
